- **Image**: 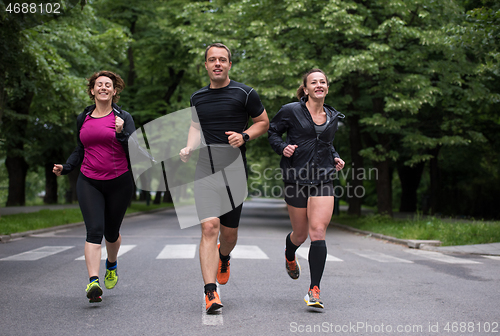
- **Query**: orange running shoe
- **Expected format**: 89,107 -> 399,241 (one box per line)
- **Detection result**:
304,286 -> 324,308
217,243 -> 230,285
285,251 -> 301,280
205,290 -> 223,313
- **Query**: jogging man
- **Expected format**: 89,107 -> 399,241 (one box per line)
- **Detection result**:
179,43 -> 269,313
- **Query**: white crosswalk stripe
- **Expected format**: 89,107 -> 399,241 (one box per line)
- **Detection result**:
156,244 -> 197,259
1,246 -> 73,261
201,287 -> 223,325
345,249 -> 413,263
1,243 -> 489,264
296,246 -> 343,262
75,245 -> 137,260
404,249 -> 482,264
230,245 -> 269,259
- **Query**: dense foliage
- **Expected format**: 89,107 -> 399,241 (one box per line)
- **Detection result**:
0,0 -> 498,218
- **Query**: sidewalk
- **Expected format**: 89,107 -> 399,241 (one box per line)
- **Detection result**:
1,201 -> 500,256
0,204 -> 80,216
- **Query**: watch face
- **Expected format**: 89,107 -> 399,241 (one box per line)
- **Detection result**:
243,133 -> 250,142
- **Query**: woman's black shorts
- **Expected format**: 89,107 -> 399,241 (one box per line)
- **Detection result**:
283,182 -> 334,208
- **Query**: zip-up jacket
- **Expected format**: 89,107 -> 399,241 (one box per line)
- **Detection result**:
61,103 -> 135,175
268,96 -> 345,184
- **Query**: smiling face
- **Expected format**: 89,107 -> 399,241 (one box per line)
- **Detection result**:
90,76 -> 116,103
205,46 -> 232,88
303,71 -> 329,100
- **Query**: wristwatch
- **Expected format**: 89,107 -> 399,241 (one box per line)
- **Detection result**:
241,132 -> 250,142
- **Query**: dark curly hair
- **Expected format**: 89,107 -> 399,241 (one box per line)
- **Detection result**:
87,70 -> 125,103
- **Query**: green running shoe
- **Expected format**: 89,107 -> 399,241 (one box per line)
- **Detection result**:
104,268 -> 118,289
86,280 -> 103,303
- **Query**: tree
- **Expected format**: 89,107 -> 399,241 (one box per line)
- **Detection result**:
0,1 -> 130,205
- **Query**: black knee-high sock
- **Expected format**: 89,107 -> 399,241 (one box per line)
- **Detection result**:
285,232 -> 300,262
308,240 -> 327,289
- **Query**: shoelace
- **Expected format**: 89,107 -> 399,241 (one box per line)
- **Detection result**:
311,287 -> 321,300
220,259 -> 229,273
287,259 -> 297,271
207,291 -> 216,301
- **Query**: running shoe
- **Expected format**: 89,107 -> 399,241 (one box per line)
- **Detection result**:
285,251 -> 301,280
217,243 -> 230,285
304,286 -> 324,308
86,280 -> 103,303
104,267 -> 118,289
205,290 -> 223,313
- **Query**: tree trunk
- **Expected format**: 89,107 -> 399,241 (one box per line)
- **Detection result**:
398,161 -> 425,212
4,90 -> 33,206
347,114 -> 364,216
428,147 -> 441,215
164,68 -> 185,105
370,97 -> 393,216
127,18 -> 137,88
67,169 -> 79,203
43,162 -> 58,204
5,156 -> 29,206
153,191 -> 162,204
374,159 -> 393,216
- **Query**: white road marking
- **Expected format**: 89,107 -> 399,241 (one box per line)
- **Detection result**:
346,249 -> 413,263
156,244 -> 197,259
75,245 -> 137,260
483,255 -> 500,261
31,229 -> 71,237
1,246 -> 73,261
296,246 -> 343,262
230,245 -> 269,259
202,287 -> 223,326
404,249 -> 482,264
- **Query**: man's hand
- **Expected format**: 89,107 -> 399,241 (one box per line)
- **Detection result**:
179,147 -> 193,162
225,131 -> 245,148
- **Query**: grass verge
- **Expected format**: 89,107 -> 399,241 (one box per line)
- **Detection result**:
0,202 -> 173,236
333,213 -> 500,246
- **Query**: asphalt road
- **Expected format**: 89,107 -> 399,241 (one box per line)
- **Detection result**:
1,198 -> 499,336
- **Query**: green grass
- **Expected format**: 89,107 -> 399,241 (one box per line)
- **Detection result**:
0,202 -> 173,235
332,213 -> 500,246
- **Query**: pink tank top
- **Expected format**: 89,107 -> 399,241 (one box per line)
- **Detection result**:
80,112 -> 129,180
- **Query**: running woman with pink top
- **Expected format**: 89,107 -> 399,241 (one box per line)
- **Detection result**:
53,71 -> 135,303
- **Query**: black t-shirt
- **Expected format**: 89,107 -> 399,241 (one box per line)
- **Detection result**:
190,80 -> 265,146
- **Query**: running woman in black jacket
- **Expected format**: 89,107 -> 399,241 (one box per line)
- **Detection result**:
268,69 -> 345,308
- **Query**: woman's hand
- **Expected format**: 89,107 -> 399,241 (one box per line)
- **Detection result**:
334,157 -> 345,171
115,116 -> 124,133
52,164 -> 63,176
283,144 -> 298,158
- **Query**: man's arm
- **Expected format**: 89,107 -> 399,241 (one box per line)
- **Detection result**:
179,120 -> 201,162
226,110 -> 270,148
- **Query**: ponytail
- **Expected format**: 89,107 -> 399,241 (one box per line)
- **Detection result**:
296,68 -> 329,101
296,85 -> 306,100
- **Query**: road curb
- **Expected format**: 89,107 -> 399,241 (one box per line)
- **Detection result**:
332,223 -> 442,249
0,207 -> 173,243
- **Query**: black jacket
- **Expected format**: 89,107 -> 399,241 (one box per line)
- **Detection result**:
268,97 -> 344,184
61,103 -> 136,175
